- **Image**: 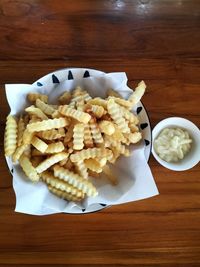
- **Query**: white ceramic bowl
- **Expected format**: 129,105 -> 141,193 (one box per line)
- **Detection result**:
152,117 -> 200,171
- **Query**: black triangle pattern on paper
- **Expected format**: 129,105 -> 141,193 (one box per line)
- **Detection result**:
52,74 -> 60,83
37,82 -> 43,86
83,70 -> 90,78
136,106 -> 142,114
140,123 -> 148,130
100,203 -> 107,207
68,70 -> 74,80
144,139 -> 150,146
82,209 -> 86,212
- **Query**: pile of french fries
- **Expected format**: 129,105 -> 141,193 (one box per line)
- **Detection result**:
4,81 -> 146,202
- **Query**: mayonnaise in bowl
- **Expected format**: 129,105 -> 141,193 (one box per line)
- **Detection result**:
153,127 -> 192,162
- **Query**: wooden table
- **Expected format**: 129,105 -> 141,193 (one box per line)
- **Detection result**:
0,0 -> 199,266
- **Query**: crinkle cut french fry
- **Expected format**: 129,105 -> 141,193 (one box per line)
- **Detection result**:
19,154 -> 40,182
87,97 -> 107,108
103,165 -> 118,185
25,105 -> 49,120
29,115 -> 41,123
27,118 -> 69,132
128,81 -> 146,106
48,186 -> 83,202
84,159 -> 102,173
68,87 -> 83,108
4,115 -> 17,156
107,88 -> 123,98
83,124 -> 93,148
37,128 -> 65,140
107,99 -> 130,133
98,120 -> 115,135
58,106 -> 91,124
70,147 -> 112,162
23,144 -> 31,158
109,125 -> 126,143
45,141 -> 65,154
27,93 -> 48,103
76,98 -> 85,111
104,135 -> 129,156
129,122 -> 139,133
41,171 -> 84,199
107,148 -> 120,164
36,152 -> 69,173
51,110 -> 61,119
108,96 -> 132,109
74,160 -> 88,179
31,136 -> 48,153
36,99 -> 55,116
124,132 -> 142,144
59,157 -> 68,166
12,144 -> 28,163
73,123 -> 85,150
118,105 -> 139,124
89,118 -> 103,144
64,123 -> 75,145
58,91 -> 72,104
17,116 -> 25,146
53,165 -> 97,197
85,104 -> 105,118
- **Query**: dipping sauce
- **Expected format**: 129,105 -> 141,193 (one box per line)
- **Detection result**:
154,128 -> 192,162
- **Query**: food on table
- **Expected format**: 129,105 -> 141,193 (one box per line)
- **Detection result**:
4,81 -> 146,202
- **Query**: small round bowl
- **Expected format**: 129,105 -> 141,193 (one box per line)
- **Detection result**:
152,117 -> 200,171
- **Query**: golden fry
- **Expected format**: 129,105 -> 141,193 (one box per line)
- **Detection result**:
124,132 -> 142,144
58,106 -> 91,124
27,118 -> 69,132
73,123 -> 85,150
27,93 -> 48,103
36,152 -> 69,173
107,99 -> 130,133
128,81 -> 146,106
70,147 -> 112,162
83,124 -> 93,148
41,171 -> 85,199
87,98 -> 107,108
84,159 -> 102,173
19,154 -> 40,182
31,136 -> 48,153
17,116 -> 25,146
45,141 -> 65,154
89,117 -> 103,144
107,88 -> 122,98
74,160 -> 88,179
12,144 -> 28,163
37,128 -> 65,140
99,120 -> 115,135
25,105 -> 48,120
58,91 -> 72,104
53,165 -> 98,197
4,115 -> 17,156
48,186 -> 83,202
36,99 -> 55,116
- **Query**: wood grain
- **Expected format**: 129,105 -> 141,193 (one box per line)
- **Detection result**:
0,0 -> 200,266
